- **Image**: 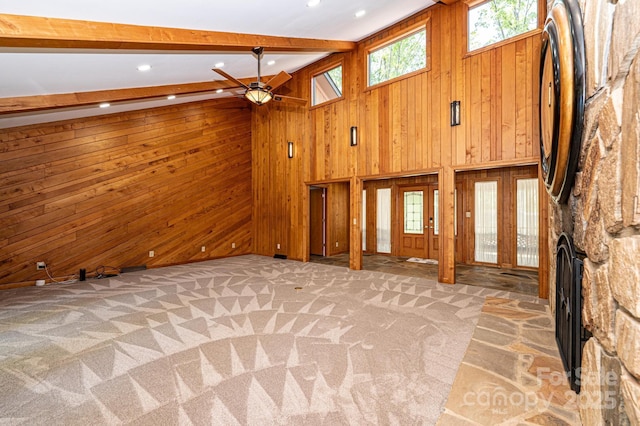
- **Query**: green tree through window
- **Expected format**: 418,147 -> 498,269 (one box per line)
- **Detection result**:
469,0 -> 538,51
326,67 -> 342,94
368,29 -> 426,86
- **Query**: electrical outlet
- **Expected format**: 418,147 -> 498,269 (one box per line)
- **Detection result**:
36,261 -> 46,271
232,242 -> 236,249
277,243 -> 281,250
201,246 -> 206,252
149,250 -> 155,258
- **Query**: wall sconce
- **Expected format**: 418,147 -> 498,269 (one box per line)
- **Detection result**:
450,100 -> 461,126
288,141 -> 294,159
350,126 -> 358,146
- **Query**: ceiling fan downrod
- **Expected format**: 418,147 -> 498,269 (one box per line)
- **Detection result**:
252,47 -> 264,83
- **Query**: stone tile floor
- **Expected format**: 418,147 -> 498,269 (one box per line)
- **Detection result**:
439,297 -> 580,425
310,254 -> 539,297
308,255 -> 578,423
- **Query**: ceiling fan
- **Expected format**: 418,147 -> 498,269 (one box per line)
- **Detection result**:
212,47 -> 307,106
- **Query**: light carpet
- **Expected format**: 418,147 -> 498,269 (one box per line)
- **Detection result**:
0,255 -> 539,425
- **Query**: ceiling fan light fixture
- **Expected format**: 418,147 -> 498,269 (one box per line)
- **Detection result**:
245,87 -> 273,105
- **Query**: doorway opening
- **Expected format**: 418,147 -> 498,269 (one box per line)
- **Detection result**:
309,183 -> 350,260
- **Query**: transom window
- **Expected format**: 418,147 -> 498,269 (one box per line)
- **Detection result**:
468,0 -> 538,51
311,64 -> 343,106
368,27 -> 427,87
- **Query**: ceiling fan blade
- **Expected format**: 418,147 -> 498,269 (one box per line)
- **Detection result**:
273,94 -> 307,106
212,68 -> 250,90
265,71 -> 292,91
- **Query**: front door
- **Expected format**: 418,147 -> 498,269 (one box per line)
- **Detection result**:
398,185 -> 439,260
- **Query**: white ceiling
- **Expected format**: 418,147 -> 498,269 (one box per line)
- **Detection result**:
0,0 -> 435,129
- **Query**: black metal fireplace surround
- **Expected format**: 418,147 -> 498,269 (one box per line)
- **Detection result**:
555,232 -> 590,393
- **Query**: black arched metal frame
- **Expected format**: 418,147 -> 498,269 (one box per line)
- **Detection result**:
539,0 -> 586,204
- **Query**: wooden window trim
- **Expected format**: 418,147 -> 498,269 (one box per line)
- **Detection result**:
463,28 -> 542,58
310,59 -> 345,110
364,19 -> 431,92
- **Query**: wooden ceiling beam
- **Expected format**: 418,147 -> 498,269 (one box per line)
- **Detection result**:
0,14 -> 356,52
0,77 -> 266,114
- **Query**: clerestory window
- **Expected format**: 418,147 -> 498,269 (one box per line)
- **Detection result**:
311,64 -> 343,106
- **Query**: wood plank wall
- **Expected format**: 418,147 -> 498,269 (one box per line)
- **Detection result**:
251,2 -> 547,293
252,102 -> 308,258
327,182 -> 350,256
0,98 -> 253,288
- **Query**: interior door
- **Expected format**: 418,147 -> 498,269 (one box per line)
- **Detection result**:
398,187 -> 427,258
309,188 -> 325,256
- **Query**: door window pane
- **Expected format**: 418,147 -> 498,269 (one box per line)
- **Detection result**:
377,188 -> 392,253
474,181 -> 498,263
433,189 -> 439,235
362,190 -> 367,251
516,178 -> 539,267
403,191 -> 423,234
454,189 -> 458,236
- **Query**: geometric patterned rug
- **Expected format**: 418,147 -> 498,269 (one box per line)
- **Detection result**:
0,255 -> 541,425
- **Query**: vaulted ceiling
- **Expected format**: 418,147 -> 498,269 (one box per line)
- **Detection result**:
0,0 -> 436,128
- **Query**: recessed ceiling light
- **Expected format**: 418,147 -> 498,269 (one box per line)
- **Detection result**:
167,95 -> 176,100
307,0 -> 320,7
215,62 -> 225,68
355,10 -> 366,18
137,64 -> 152,72
99,103 -> 110,108
216,89 -> 224,94
267,60 -> 276,66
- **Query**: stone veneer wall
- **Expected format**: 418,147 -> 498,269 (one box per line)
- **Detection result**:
547,0 -> 640,424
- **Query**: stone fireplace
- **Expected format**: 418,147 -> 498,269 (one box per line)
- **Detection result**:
547,0 -> 640,423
